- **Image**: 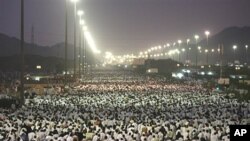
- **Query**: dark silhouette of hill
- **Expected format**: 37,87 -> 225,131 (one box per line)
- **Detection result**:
0,32 -> 97,71
0,33 -> 96,71
1,26 -> 250,64
199,26 -> 250,63
200,26 -> 250,47
0,33 -> 73,58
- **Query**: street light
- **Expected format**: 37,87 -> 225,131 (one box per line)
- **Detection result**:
205,30 -> 210,46
167,43 -> 170,47
186,39 -> 190,64
186,39 -> 190,45
245,45 -> 248,65
194,35 -> 199,44
210,49 -> 215,64
177,40 -> 182,62
71,0 -> 79,79
178,40 -> 182,45
78,10 -> 84,77
233,45 -> 237,64
64,0 -> 69,84
82,25 -> 87,74
77,10 -> 83,17
181,48 -> 185,63
20,0 -> 25,105
194,35 -> 200,72
205,49 -> 208,66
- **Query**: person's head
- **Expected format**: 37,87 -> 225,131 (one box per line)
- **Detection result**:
73,136 -> 79,141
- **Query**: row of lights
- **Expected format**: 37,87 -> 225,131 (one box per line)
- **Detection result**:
137,30 -> 210,56
118,29 -> 248,65
72,0 -> 101,54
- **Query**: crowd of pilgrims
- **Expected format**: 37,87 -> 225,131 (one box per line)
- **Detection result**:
1,74 -> 250,141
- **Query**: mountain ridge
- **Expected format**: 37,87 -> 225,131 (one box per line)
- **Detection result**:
1,26 -> 250,63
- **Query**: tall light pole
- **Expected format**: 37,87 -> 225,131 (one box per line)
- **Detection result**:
194,35 -> 199,72
173,42 -> 176,60
205,31 -> 210,46
217,47 -> 220,64
233,45 -> 237,64
83,26 -> 88,75
245,45 -> 248,65
71,0 -> 79,79
78,10 -> 84,78
176,50 -> 180,63
65,0 -> 69,84
211,49 -> 214,65
20,0 -> 25,105
205,49 -> 208,66
182,48 -> 185,63
178,40 -> 182,46
194,35 -> 199,44
186,39 -> 190,64
178,40 -> 182,62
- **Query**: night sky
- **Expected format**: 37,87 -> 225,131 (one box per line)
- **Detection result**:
1,0 -> 250,55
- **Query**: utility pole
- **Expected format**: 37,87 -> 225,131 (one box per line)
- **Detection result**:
219,44 -> 224,79
20,0 -> 24,105
65,0 -> 68,85
83,35 -> 86,75
79,28 -> 82,78
73,3 -> 77,79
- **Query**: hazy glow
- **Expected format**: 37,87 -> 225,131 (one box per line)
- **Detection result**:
35,77 -> 40,81
105,52 -> 113,59
77,10 -> 84,16
205,30 -> 210,36
194,35 -> 199,40
207,71 -> 213,75
70,0 -> 79,3
177,73 -> 184,79
79,20 -> 85,25
83,26 -> 88,31
36,65 -> 42,69
233,45 -> 237,50
175,49 -> 180,54
84,31 -> 100,54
